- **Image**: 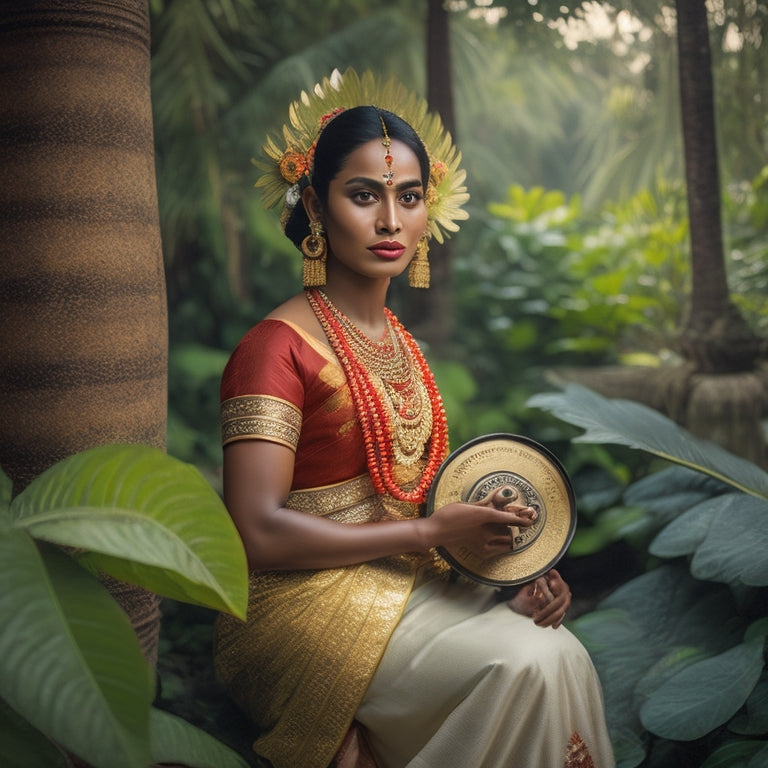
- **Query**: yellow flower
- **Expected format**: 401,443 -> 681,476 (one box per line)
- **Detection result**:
279,151 -> 308,183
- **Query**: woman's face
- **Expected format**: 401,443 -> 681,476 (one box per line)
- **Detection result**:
316,137 -> 428,281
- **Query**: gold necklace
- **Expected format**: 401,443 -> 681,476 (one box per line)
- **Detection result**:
310,289 -> 436,470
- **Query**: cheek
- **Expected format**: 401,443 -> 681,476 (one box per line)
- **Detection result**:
412,207 -> 429,232
325,209 -> 368,247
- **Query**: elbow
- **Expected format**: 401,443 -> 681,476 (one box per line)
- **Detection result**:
238,516 -> 297,572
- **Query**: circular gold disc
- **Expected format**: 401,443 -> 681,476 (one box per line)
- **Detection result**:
426,433 -> 576,586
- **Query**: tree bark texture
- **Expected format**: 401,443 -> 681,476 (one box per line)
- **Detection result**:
0,0 -> 167,662
404,0 -> 456,349
675,0 -> 760,372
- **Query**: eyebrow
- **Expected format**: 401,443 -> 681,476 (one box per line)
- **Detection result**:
344,176 -> 423,192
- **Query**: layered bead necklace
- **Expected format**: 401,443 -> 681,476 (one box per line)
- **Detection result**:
306,288 -> 449,504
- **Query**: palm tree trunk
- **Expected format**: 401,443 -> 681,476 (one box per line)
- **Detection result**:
0,0 -> 167,662
555,3 -> 768,468
675,0 -> 760,373
404,0 -> 457,350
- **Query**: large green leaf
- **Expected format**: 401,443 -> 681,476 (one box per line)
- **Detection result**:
600,564 -> 745,651
149,707 -> 250,768
0,698 -> 68,768
646,493 -> 725,557
9,444 -> 247,618
640,637 -> 766,740
700,740 -> 768,768
729,678 -> 768,735
570,564 -> 747,765
527,384 -> 768,498
0,533 -> 153,768
651,493 -> 768,586
624,466 -> 731,527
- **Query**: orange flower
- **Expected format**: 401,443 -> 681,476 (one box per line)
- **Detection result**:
279,151 -> 308,183
430,161 -> 447,186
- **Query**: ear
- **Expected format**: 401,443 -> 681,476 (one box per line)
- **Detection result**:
302,186 -> 323,223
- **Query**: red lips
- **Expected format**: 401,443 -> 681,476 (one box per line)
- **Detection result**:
368,241 -> 406,260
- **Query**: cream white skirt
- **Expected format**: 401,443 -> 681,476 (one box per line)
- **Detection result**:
356,576 -> 615,768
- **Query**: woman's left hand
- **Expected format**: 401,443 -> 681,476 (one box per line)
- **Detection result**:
507,569 -> 572,629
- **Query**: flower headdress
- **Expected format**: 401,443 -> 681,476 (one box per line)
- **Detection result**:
253,68 -> 469,244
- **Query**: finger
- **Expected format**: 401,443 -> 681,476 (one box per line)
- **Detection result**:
534,577 -> 553,603
545,569 -> 564,591
473,505 -> 537,527
544,570 -> 571,603
506,505 -> 538,526
535,608 -> 565,628
534,592 -> 570,626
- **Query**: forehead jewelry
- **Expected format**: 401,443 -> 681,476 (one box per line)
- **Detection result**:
380,116 -> 394,186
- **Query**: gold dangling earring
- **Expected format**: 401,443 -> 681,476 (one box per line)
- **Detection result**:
301,220 -> 327,287
409,234 -> 430,289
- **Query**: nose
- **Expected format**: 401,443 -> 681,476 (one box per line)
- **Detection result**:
376,197 -> 401,234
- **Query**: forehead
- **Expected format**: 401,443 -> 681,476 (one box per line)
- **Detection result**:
337,138 -> 422,179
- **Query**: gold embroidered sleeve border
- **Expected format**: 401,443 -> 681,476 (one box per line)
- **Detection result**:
221,394 -> 302,449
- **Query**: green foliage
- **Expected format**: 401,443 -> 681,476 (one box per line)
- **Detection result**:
478,181 -> 691,364
167,343 -> 231,470
441,171 -> 768,455
149,707 -> 252,768
0,445 -> 249,768
529,384 -> 768,768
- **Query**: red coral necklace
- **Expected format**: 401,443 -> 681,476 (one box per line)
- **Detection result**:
306,288 -> 448,504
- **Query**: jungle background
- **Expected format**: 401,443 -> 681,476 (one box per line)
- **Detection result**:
154,0 -> 768,766
1,0 -> 767,767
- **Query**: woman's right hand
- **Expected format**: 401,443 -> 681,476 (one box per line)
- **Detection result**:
424,500 -> 537,560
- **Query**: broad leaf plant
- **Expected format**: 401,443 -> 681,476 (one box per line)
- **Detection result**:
0,444 -> 249,768
530,385 -> 768,768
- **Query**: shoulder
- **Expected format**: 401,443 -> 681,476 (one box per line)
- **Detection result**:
221,314 -> 334,403
266,292 -> 326,344
235,316 -> 302,351
225,318 -> 308,382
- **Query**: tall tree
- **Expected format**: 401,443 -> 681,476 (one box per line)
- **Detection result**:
675,0 -> 760,374
0,0 -> 167,661
402,0 -> 458,349
671,0 -> 765,464
547,0 -> 767,466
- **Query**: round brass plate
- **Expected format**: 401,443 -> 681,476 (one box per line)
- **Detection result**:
426,433 -> 576,586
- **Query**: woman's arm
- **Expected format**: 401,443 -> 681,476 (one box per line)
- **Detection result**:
224,439 -> 539,572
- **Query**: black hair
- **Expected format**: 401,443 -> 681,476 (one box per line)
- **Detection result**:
284,106 -> 430,250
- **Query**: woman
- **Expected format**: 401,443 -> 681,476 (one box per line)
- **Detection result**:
214,70 -> 614,768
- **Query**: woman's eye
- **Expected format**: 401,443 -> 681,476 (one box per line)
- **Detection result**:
353,190 -> 376,202
401,192 -> 423,205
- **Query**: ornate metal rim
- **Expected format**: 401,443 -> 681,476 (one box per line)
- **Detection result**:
426,433 -> 577,586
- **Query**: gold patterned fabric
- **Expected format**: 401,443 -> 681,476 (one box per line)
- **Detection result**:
214,479 -> 435,768
221,394 -> 302,449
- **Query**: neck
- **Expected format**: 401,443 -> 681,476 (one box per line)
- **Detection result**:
318,275 -> 390,339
